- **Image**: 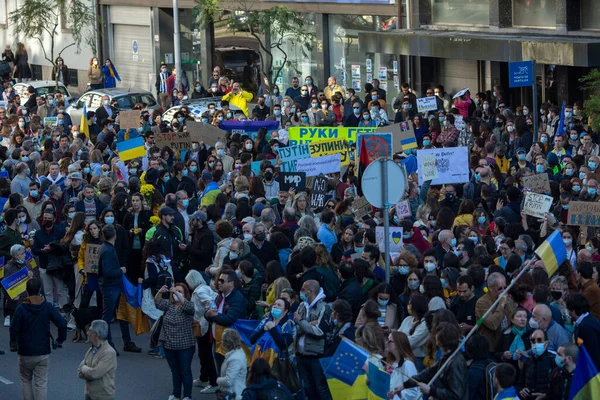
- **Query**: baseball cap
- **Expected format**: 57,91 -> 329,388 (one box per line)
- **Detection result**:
159,206 -> 176,217
190,211 -> 207,221
69,172 -> 82,180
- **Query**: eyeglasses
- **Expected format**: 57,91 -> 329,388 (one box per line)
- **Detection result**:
530,338 -> 545,344
217,279 -> 229,284
326,204 -> 334,209
495,286 -> 506,291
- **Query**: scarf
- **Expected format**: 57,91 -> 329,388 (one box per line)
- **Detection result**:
494,386 -> 518,400
108,64 -> 116,78
508,326 -> 526,360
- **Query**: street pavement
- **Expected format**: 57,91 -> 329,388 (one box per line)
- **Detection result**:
0,319 -> 218,400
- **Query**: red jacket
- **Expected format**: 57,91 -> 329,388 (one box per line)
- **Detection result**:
403,226 -> 432,254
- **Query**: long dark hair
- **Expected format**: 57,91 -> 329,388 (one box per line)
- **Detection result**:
247,358 -> 275,386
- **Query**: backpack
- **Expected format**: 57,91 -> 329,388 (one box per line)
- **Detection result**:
154,260 -> 173,290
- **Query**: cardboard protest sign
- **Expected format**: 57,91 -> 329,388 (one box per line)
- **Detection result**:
420,154 -> 439,181
523,192 -> 553,219
308,139 -> 350,166
523,174 -> 550,194
119,110 -> 141,130
352,196 -> 371,220
278,172 -> 306,191
84,244 -> 101,273
416,96 -> 438,113
375,226 -> 403,253
310,175 -> 329,209
375,122 -> 417,152
395,200 -> 411,218
278,144 -> 310,172
187,121 -> 226,146
296,153 -> 341,177
567,201 -> 600,227
155,132 -> 192,152
357,133 -> 393,163
416,147 -> 469,185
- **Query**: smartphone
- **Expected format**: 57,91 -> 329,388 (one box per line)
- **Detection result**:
163,277 -> 173,299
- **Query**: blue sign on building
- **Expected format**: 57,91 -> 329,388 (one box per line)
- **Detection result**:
509,61 -> 533,88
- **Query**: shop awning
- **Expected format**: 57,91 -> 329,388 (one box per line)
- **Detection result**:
358,29 -> 600,67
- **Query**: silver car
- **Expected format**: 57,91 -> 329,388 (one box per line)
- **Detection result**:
14,80 -> 73,106
162,97 -> 241,125
66,88 -> 160,122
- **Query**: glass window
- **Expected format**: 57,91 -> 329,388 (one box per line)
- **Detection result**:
582,0 -> 600,30
431,0 -> 489,26
68,69 -> 79,86
89,94 -> 102,109
513,0 -> 555,28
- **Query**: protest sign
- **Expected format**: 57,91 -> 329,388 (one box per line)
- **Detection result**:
523,192 -> 553,219
395,200 -> 411,218
250,159 -> 276,176
1,267 -> 30,300
416,96 -> 438,113
357,133 -> 393,163
288,127 -> 377,146
420,154 -> 439,181
308,138 -> 350,166
523,174 -> 550,194
119,110 -> 140,130
375,122 -> 417,152
187,121 -> 226,146
44,117 -> 57,126
296,153 -> 341,177
25,251 -> 37,269
310,175 -> 329,209
85,244 -> 101,273
376,227 -> 403,253
278,172 -> 306,191
417,147 -> 469,185
278,144 -> 310,172
352,196 -> 371,220
567,201 -> 600,227
155,132 -> 192,152
454,115 -> 465,130
219,120 -> 279,139
351,65 -> 360,78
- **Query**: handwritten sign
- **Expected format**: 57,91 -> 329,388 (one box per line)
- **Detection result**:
416,147 -> 469,185
155,132 -> 192,152
296,153 -> 341,177
420,154 -> 439,181
395,200 -> 411,218
454,115 -> 465,131
376,227 -> 404,253
567,201 -> 600,227
278,172 -> 306,191
523,192 -> 553,219
310,175 -> 329,209
416,96 -> 438,113
523,174 -> 550,194
352,196 -> 371,220
84,244 -> 101,273
119,110 -> 140,130
187,121 -> 225,146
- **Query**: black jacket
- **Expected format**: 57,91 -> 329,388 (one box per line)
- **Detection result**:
98,241 -> 123,289
153,223 -> 183,262
404,351 -> 467,400
574,314 -> 600,371
546,367 -> 573,400
0,226 -> 22,261
32,223 -> 67,269
205,288 -> 248,327
241,378 -> 294,400
10,296 -> 67,356
122,209 -> 152,249
185,225 -> 214,271
337,276 -> 363,321
249,240 -> 279,269
519,351 -> 554,399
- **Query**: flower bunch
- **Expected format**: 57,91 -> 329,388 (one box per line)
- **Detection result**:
150,216 -> 160,226
141,183 -> 155,203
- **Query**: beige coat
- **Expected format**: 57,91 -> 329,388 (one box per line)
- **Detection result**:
78,342 -> 117,400
355,303 -> 399,331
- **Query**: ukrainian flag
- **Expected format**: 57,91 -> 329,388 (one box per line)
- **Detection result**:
228,319 -> 280,366
367,361 -> 391,400
116,275 -> 150,335
0,256 -> 4,279
320,357 -> 367,400
326,337 -> 369,386
80,103 -> 89,138
400,136 -> 418,150
1,267 -> 30,299
534,229 -> 567,277
117,136 -> 146,162
569,345 -> 600,400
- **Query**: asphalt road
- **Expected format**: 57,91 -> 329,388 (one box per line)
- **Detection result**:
0,319 -> 218,400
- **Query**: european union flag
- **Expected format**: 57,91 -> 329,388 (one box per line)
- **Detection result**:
325,338 -> 369,386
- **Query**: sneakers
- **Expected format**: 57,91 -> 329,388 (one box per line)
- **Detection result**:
193,379 -> 209,387
182,397 -> 192,400
123,341 -> 142,353
3,316 -> 10,327
168,396 -> 180,400
200,385 -> 218,394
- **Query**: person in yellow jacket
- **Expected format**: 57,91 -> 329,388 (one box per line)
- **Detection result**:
76,221 -> 104,321
221,82 -> 253,116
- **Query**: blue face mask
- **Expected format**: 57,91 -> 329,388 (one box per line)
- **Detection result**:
555,355 -> 565,368
565,168 -> 573,176
533,343 -> 546,357
163,176 -> 170,183
372,95 -> 378,101
399,266 -> 409,275
301,117 -> 309,123
475,173 -> 481,182
589,162 -> 597,170
393,215 -> 400,224
541,137 -> 548,144
377,298 -> 389,307
190,166 -> 197,173
423,139 -> 430,147
518,154 -> 527,161
129,168 -> 137,175
300,292 -> 308,302
274,110 -> 281,116
573,185 -> 581,192
104,217 -> 114,225
182,169 -> 188,176
68,212 -> 75,220
478,216 -> 486,224
195,86 -> 201,91
450,238 -> 457,247
468,236 -> 479,244
22,156 -> 29,162
536,165 -> 544,173
271,308 -> 282,319
355,247 -> 364,254
30,190 -> 38,198
403,233 -> 412,239
440,278 -> 448,289
181,199 -> 189,208
353,108 -> 360,116
363,115 -> 370,120
562,204 -> 569,210
589,188 -> 597,196
407,280 -> 420,290
201,118 -> 209,123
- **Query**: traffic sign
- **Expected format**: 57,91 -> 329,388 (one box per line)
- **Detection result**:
361,158 -> 405,209
509,61 -> 533,88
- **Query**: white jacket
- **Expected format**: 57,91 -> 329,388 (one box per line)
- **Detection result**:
398,316 -> 429,358
390,359 -> 422,400
191,283 -> 218,336
217,348 -> 247,398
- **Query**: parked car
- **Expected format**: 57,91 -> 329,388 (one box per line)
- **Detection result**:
14,80 -> 73,106
66,88 -> 159,122
162,98 -> 241,126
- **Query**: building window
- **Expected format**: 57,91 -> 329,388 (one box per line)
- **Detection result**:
68,69 -> 78,86
513,0 -> 555,28
431,0 -> 489,26
581,0 -> 600,30
31,65 -> 42,80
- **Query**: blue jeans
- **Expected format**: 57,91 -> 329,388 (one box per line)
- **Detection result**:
165,346 -> 195,398
297,355 -> 331,400
101,287 -> 131,346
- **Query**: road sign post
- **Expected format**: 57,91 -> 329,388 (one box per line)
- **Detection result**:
509,60 -> 537,141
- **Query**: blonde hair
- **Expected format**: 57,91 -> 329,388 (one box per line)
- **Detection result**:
222,328 -> 242,352
234,175 -> 249,192
273,277 -> 291,299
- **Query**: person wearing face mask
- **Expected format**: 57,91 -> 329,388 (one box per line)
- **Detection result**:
399,220 -> 432,255
542,343 -> 578,400
315,99 -> 336,127
437,113 -> 459,145
221,81 -> 253,117
518,329 -> 553,400
234,260 -> 261,319
155,63 -> 171,110
0,209 -> 23,266
179,211 -> 214,274
214,141 -> 234,173
76,186 -> 105,223
88,57 -> 103,89
356,283 -> 399,332
23,181 -> 48,221
397,293 -> 430,372
433,230 -> 456,268
529,303 -> 569,353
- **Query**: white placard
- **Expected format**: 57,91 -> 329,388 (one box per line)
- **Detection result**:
454,115 -> 465,130
378,67 -> 387,80
296,153 -> 341,177
417,147 -> 470,185
351,65 -> 360,78
420,154 -> 439,181
416,96 -> 438,113
523,192 -> 553,219
376,226 -> 403,253
396,200 -> 411,218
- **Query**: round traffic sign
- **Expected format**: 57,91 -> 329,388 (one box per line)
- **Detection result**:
361,158 -> 406,208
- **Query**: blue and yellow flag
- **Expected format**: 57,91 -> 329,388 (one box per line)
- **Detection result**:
367,361 -> 391,400
320,357 -> 367,400
116,275 -> 149,335
0,256 -> 4,279
557,100 -> 566,136
117,136 -> 146,162
80,103 -> 89,138
230,319 -> 280,366
534,229 -> 567,276
326,337 -> 369,386
569,345 -> 600,400
1,266 -> 30,299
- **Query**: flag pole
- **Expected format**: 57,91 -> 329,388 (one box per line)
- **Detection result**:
426,256 -> 538,388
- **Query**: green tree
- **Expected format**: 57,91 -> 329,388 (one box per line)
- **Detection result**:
10,0 -> 99,87
579,69 -> 600,132
196,0 -> 314,111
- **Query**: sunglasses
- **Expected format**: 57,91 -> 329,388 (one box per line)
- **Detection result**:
217,279 -> 230,284
530,338 -> 545,344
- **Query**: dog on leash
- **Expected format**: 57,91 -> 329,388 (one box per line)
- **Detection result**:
72,306 -> 102,342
